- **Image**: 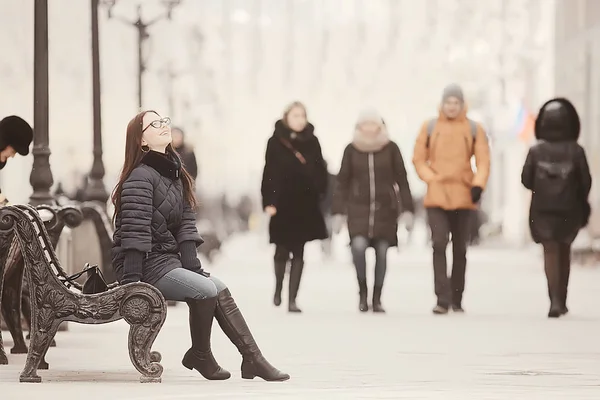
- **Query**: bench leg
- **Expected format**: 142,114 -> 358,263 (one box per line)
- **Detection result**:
2,264 -> 28,354
22,286 -> 56,347
0,330 -> 7,365
122,296 -> 166,383
19,321 -> 59,383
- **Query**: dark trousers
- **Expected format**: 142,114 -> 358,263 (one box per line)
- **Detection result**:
542,241 -> 571,307
426,208 -> 471,307
274,243 -> 305,263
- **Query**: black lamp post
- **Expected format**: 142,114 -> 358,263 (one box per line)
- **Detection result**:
29,0 -> 54,206
103,0 -> 181,110
83,0 -> 109,204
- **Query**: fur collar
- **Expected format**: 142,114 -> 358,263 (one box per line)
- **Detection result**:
141,150 -> 181,180
273,119 -> 315,142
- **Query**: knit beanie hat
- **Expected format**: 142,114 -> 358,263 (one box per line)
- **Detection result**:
442,83 -> 465,103
356,108 -> 384,125
0,116 -> 33,155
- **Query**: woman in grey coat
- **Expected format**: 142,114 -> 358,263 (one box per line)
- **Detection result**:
332,110 -> 414,313
111,110 -> 289,382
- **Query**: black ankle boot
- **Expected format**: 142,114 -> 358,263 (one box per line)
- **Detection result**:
273,260 -> 286,307
372,285 -> 385,313
548,296 -> 562,318
288,259 -> 304,313
358,279 -> 368,312
181,297 -> 231,380
215,289 -> 290,381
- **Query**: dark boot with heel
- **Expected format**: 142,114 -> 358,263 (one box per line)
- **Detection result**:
544,243 -> 563,318
358,279 -> 368,312
273,259 -> 286,307
288,259 -> 304,313
215,289 -> 290,381
182,297 -> 231,380
372,285 -> 385,313
559,244 -> 571,315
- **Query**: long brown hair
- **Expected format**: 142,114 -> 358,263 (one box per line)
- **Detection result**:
111,110 -> 197,223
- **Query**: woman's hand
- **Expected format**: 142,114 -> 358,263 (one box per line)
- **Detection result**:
120,277 -> 141,285
265,205 -> 277,216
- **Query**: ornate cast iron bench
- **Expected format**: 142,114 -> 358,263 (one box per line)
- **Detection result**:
0,205 -> 82,363
0,205 -> 166,383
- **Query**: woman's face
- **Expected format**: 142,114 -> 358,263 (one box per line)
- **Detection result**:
0,146 -> 16,162
286,106 -> 307,132
358,121 -> 381,137
142,112 -> 172,152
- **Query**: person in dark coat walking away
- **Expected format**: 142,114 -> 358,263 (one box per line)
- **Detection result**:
521,98 -> 592,318
332,109 -> 414,313
112,110 -> 289,382
413,84 -> 491,315
172,126 -> 198,181
261,101 -> 328,313
0,115 -> 33,204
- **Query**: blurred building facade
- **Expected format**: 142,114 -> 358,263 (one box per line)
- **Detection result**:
554,0 -> 600,239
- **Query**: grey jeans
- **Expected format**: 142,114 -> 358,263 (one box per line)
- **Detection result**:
350,236 -> 390,287
155,268 -> 227,301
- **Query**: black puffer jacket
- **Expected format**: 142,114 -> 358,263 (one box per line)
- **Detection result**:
521,98 -> 592,244
261,120 -> 328,246
332,141 -> 414,246
112,150 -> 203,285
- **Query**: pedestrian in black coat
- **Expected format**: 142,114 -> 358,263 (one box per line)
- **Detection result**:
112,110 -> 289,382
172,127 -> 199,181
332,109 -> 414,313
261,101 -> 328,313
521,97 -> 592,318
0,116 -> 33,204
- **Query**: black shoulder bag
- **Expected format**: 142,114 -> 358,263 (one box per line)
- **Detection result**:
62,263 -> 109,294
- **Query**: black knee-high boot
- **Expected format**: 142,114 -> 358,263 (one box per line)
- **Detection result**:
214,289 -> 290,381
358,279 -> 368,312
372,285 -> 385,313
288,259 -> 304,313
273,259 -> 286,306
182,297 -> 231,380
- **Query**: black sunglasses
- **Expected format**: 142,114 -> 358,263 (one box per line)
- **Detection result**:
142,117 -> 171,132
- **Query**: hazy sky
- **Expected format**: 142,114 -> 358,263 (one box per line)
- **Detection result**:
0,0 -> 554,203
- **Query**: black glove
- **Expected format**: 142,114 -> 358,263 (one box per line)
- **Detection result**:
180,241 -> 210,277
471,186 -> 483,203
120,250 -> 143,285
120,276 -> 141,285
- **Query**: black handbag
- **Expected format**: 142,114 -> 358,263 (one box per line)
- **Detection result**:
63,263 -> 109,294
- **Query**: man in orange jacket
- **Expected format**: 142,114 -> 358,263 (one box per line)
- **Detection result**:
413,84 -> 490,314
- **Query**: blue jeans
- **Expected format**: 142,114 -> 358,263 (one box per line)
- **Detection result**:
155,268 -> 227,301
350,236 -> 389,287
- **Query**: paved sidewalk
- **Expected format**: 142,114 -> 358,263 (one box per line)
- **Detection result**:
1,234 -> 600,399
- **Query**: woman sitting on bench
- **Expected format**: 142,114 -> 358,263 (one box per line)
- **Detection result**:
111,110 -> 289,382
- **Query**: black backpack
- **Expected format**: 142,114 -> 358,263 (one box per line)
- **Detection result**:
533,160 -> 578,212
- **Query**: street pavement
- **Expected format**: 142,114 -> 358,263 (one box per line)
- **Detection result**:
1,231 -> 600,399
